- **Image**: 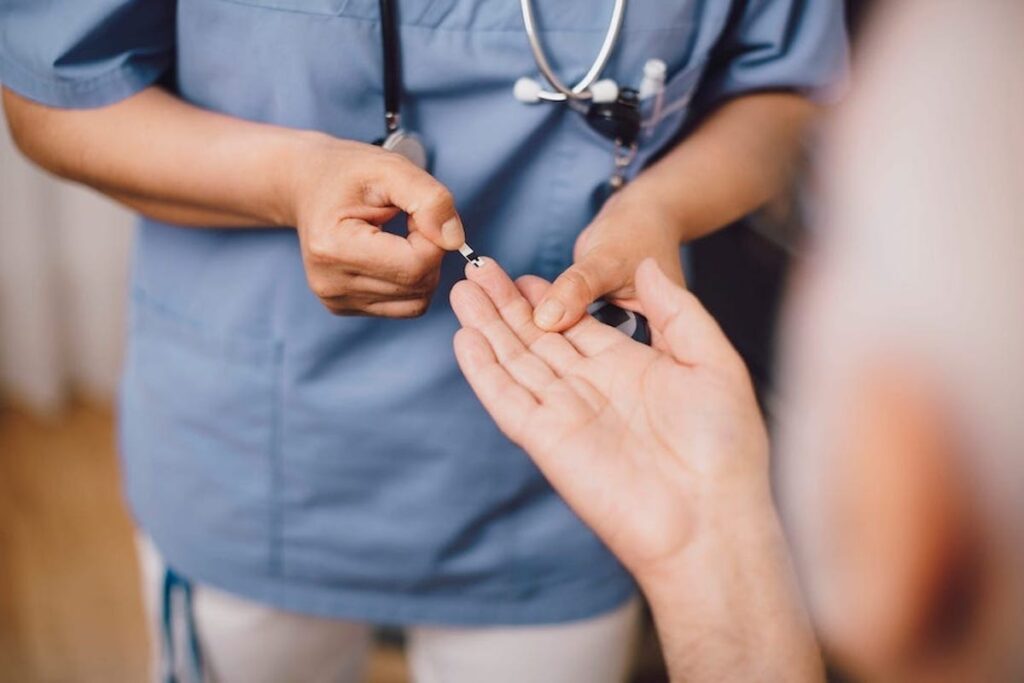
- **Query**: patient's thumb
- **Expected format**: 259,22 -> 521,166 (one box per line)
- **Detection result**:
634,259 -> 734,367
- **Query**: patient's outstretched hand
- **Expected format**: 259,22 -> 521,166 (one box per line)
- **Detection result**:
450,258 -> 769,585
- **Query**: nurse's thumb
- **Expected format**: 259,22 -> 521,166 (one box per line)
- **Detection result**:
534,254 -> 620,332
635,258 -> 732,367
380,163 -> 465,251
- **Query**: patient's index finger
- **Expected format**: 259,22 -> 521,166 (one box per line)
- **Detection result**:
465,259 -> 582,373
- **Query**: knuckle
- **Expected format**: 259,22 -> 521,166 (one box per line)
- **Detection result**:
370,155 -> 410,188
373,151 -> 404,173
392,268 -> 420,288
596,251 -> 627,274
359,176 -> 388,207
413,261 -> 442,285
308,271 -> 355,301
561,269 -> 594,301
305,235 -> 334,263
383,150 -> 411,169
421,269 -> 442,291
405,260 -> 442,288
423,184 -> 454,213
323,301 -> 351,316
408,283 -> 438,301
307,275 -> 335,300
404,298 -> 432,318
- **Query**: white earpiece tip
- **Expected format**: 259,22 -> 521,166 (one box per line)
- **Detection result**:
590,78 -> 619,104
514,77 -> 543,103
643,58 -> 667,81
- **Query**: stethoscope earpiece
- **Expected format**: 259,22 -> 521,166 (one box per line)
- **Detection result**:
518,0 -> 626,105
514,76 -> 620,106
513,77 -> 544,104
514,0 -> 641,149
588,79 -> 620,104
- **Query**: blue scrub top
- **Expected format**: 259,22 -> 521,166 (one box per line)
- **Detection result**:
1,0 -> 847,625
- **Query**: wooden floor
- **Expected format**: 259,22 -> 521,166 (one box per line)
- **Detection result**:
0,401 -> 408,683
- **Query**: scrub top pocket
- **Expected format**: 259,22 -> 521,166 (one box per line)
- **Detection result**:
639,59 -> 706,149
212,0 -> 350,16
561,55 -> 708,185
119,292 -> 283,574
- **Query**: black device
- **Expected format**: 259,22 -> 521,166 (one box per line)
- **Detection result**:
585,87 -> 642,148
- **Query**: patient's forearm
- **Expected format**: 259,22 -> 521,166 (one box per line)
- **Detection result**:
2,86 -> 312,228
639,490 -> 823,683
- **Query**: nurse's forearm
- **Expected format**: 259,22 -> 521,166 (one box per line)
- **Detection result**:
106,192 -> 264,227
632,92 -> 818,243
2,85 -> 311,228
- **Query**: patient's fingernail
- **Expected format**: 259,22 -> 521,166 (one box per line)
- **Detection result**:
534,300 -> 565,329
442,218 -> 465,249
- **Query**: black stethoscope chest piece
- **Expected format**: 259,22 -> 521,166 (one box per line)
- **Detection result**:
584,88 -> 641,150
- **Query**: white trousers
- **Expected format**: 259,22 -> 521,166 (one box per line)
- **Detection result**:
137,537 -> 639,683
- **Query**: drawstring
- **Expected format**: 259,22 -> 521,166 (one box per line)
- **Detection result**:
162,566 -> 205,683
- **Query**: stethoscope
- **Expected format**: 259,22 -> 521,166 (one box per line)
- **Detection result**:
374,0 -> 652,344
513,0 -> 651,192
374,0 -> 428,169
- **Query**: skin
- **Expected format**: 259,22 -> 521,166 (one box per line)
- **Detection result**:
797,355 -> 1021,683
2,86 -> 465,317
455,260 -> 1013,682
450,257 -> 822,682
533,93 -> 817,331
3,86 -> 814,320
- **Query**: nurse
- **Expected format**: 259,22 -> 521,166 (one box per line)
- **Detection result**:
1,1 -> 846,681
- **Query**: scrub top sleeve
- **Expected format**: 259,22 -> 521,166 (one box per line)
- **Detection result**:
0,0 -> 175,109
694,0 -> 849,113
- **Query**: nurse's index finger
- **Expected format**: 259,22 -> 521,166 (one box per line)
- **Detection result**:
371,156 -> 465,251
340,219 -> 442,284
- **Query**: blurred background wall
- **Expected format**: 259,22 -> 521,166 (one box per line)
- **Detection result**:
0,107 -> 133,416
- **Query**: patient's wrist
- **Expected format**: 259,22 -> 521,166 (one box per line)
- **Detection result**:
636,495 -> 822,683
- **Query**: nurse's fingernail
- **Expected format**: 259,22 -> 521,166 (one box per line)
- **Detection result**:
534,300 -> 565,329
442,218 -> 465,249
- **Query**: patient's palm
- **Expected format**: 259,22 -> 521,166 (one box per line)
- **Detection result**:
451,260 -> 766,577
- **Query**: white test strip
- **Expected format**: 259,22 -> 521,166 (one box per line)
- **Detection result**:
458,242 -> 483,267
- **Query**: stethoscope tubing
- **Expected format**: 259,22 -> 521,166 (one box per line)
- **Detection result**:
379,0 -> 403,132
519,0 -> 628,102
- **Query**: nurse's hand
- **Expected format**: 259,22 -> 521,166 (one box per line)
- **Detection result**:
450,256 -> 768,583
532,190 -> 685,331
290,137 -> 465,317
